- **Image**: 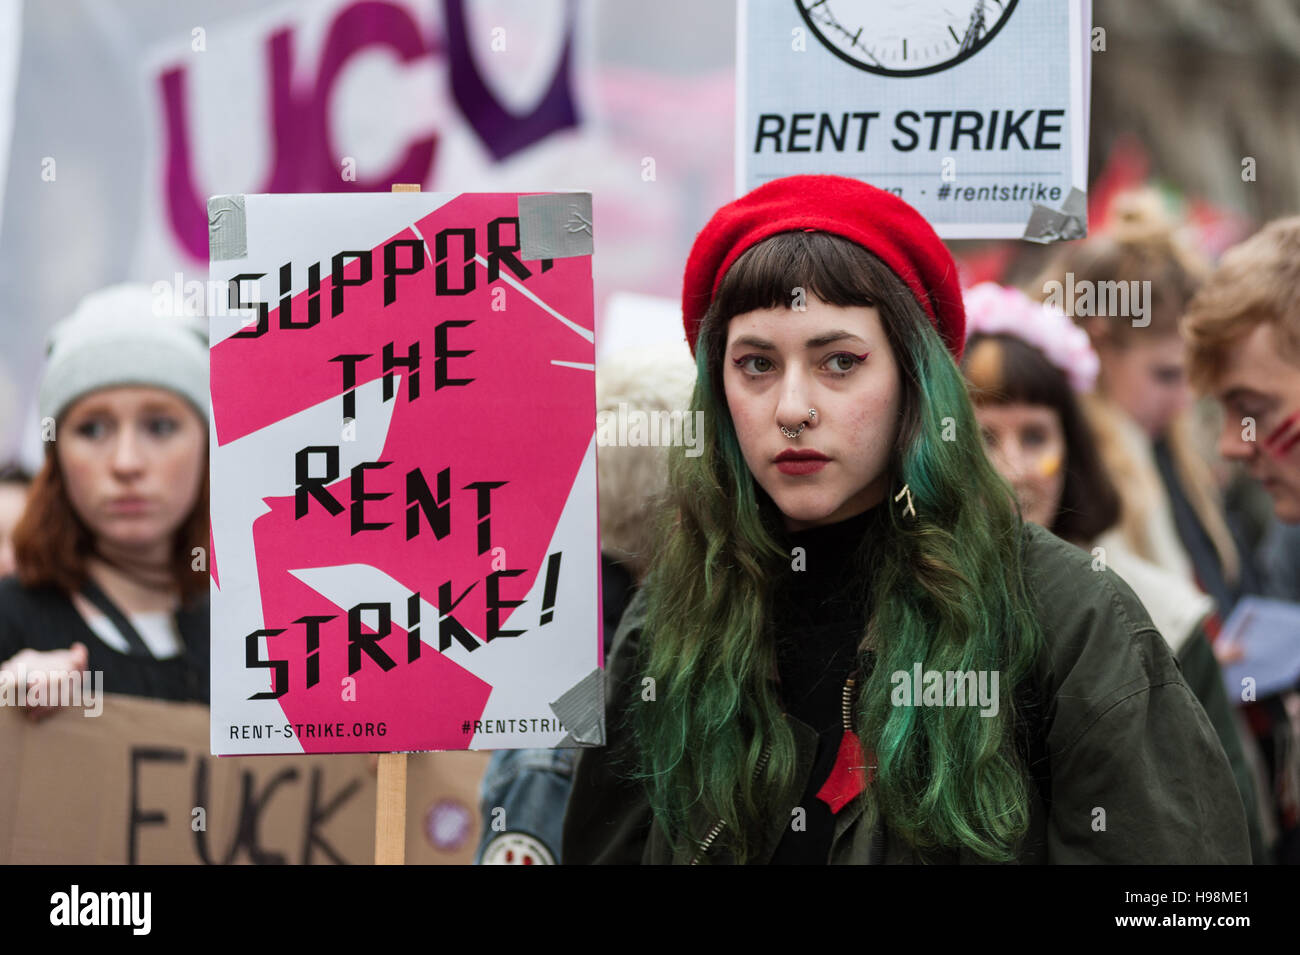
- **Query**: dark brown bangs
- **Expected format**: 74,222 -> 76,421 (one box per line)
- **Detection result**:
962,332 -> 1120,545
709,230 -> 890,322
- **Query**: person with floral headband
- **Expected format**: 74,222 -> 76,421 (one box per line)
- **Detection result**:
561,174 -> 1250,865
961,282 -> 1271,863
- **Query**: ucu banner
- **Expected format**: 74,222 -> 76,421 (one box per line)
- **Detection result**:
2,0 -> 736,471
155,0 -> 579,261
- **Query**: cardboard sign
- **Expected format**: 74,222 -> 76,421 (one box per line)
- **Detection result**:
738,0 -> 1091,239
0,695 -> 489,864
208,192 -> 601,755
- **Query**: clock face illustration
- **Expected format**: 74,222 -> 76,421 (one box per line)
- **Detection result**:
795,0 -> 1019,77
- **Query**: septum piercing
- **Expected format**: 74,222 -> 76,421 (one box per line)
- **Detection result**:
779,408 -> 818,439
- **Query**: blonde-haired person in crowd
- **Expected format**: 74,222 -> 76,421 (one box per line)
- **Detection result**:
474,340 -> 695,864
1034,189 -> 1260,621
1182,216 -> 1300,865
961,282 -> 1273,862
0,284 -> 210,718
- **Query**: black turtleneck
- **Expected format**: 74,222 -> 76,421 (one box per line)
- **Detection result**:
766,502 -> 879,864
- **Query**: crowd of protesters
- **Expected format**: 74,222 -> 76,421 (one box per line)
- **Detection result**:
2,183 -> 1299,865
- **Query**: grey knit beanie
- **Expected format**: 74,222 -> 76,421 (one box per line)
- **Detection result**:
38,283 -> 210,425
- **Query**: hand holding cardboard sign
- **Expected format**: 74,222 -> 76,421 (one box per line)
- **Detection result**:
0,642 -> 89,722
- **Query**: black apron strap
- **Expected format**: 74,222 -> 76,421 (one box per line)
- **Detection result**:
79,577 -> 155,658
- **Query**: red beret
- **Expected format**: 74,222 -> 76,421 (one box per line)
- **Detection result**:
681,175 -> 965,361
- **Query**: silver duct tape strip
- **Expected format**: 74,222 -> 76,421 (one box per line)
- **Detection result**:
1022,187 -> 1087,244
208,195 -> 248,261
518,192 -> 593,259
549,667 -> 605,746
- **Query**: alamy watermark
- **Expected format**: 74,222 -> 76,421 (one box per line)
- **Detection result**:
0,666 -> 104,716
152,272 -> 262,322
595,403 -> 704,458
1042,273 -> 1151,328
890,664 -> 1000,717
50,885 -> 150,935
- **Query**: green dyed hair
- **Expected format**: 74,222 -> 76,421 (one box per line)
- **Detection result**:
629,231 -> 1045,863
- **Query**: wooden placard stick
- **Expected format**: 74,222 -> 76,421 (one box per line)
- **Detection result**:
374,750 -> 407,865
374,181 -> 423,865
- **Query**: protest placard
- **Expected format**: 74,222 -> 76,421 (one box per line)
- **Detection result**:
207,191 -> 600,756
738,0 -> 1091,239
0,696 -> 488,864
1217,597 -> 1300,700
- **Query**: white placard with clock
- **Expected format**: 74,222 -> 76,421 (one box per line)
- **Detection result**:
738,0 -> 1090,240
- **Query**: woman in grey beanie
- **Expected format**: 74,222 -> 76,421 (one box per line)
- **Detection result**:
0,283 -> 210,714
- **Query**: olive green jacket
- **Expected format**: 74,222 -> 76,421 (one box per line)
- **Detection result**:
561,522 -> 1252,864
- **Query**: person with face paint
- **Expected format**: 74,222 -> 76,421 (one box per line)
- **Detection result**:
1182,215 -> 1300,863
1183,217 -> 1300,530
0,284 -> 210,718
961,282 -> 1272,863
562,175 -> 1250,865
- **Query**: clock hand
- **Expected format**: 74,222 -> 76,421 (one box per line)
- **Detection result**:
960,0 -> 987,52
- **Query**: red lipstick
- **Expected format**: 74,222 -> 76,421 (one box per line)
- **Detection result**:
774,449 -> 830,475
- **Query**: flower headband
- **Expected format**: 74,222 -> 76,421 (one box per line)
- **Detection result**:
961,282 -> 1099,394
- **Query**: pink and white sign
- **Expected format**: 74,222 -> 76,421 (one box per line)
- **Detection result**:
208,191 -> 600,756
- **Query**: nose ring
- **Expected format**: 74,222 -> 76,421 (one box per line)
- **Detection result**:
779,407 -> 817,439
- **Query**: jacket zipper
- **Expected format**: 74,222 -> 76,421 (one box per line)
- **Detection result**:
689,741 -> 774,864
842,675 -> 855,732
688,673 -> 857,864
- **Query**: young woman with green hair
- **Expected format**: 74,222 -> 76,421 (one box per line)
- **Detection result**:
561,175 -> 1251,865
